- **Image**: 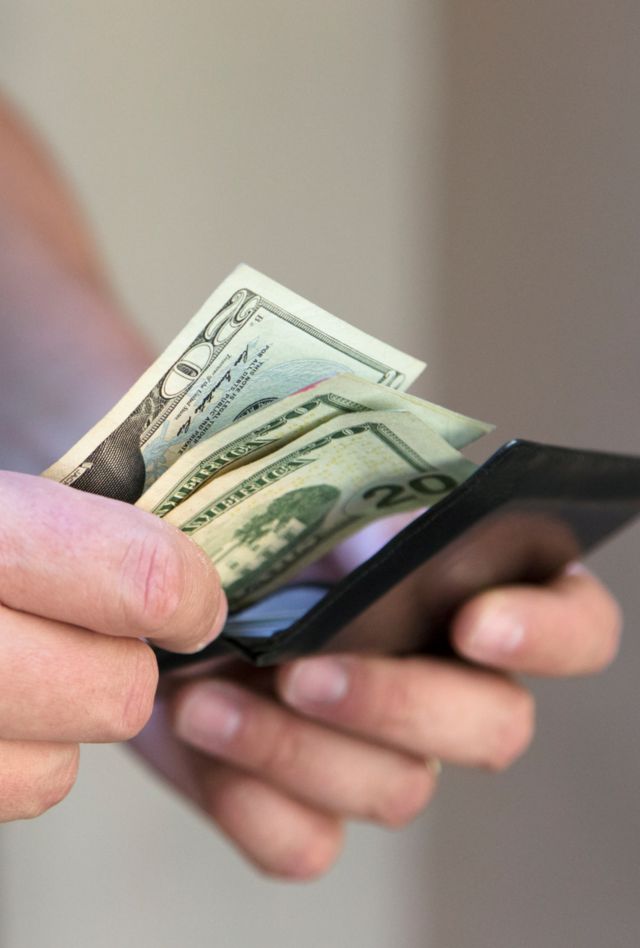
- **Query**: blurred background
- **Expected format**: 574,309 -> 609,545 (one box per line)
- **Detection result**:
0,2 -> 639,945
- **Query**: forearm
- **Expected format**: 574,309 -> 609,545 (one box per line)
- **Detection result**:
0,95 -> 150,472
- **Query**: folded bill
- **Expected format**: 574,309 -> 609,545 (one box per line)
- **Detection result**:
43,265 -> 425,502
44,264 -> 491,611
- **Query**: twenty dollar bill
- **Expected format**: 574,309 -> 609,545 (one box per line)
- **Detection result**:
138,373 -> 491,517
161,411 -> 477,610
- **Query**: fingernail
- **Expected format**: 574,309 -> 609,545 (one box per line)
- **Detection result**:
190,593 -> 229,653
564,560 -> 589,577
463,606 -> 525,659
175,682 -> 242,749
212,592 -> 229,635
284,658 -> 350,707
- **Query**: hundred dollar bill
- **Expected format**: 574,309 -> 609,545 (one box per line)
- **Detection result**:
162,411 -> 477,611
139,373 -> 492,517
43,265 -> 425,503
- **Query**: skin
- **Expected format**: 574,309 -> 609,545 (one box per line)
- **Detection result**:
0,95 -> 622,877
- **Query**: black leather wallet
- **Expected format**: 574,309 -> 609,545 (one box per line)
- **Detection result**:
155,439 -> 640,673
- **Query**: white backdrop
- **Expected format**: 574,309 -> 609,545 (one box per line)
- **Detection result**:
1,3 -> 639,947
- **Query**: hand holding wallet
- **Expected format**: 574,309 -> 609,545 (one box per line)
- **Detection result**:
155,438 -> 640,671
40,265 -> 640,671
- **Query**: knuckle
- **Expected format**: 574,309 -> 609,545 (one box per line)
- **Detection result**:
371,764 -> 433,829
374,672 -> 414,736
113,642 -> 159,740
598,599 -> 623,669
255,719 -> 304,777
203,773 -> 343,882
24,745 -> 80,820
92,641 -> 158,742
202,769 -> 243,826
259,826 -> 343,881
120,528 -> 187,635
485,687 -> 536,772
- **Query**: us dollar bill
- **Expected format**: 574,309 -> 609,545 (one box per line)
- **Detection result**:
43,265 -> 425,503
138,373 -> 492,517
161,410 -> 477,611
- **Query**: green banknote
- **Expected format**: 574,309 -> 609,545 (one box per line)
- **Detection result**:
43,265 -> 425,503
162,411 -> 478,611
138,373 -> 491,517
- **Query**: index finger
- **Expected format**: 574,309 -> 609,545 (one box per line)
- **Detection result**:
0,472 -> 226,652
451,564 -> 622,676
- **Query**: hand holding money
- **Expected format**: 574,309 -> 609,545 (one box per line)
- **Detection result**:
44,265 -> 491,611
0,470 -> 227,821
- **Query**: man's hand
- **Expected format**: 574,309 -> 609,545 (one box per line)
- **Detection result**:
0,472 -> 226,822
134,561 -> 620,880
0,92 -> 623,881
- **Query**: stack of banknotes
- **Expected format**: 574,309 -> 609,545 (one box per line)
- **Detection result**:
44,265 -> 492,612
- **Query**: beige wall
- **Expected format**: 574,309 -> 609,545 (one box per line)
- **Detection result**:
434,4 -> 640,946
1,3 -> 639,947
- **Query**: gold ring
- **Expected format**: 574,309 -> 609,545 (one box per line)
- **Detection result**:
426,757 -> 442,778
